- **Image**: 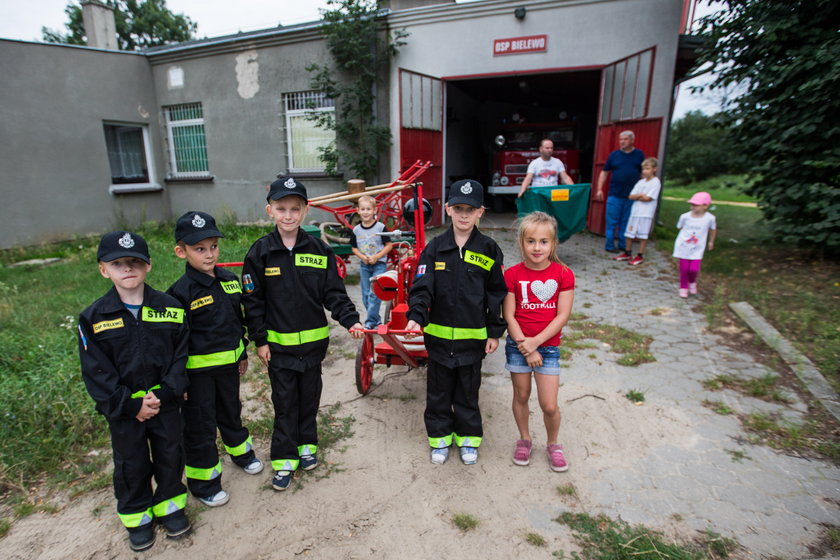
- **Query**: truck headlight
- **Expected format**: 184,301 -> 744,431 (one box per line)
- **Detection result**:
500,176 -> 510,186
494,135 -> 505,147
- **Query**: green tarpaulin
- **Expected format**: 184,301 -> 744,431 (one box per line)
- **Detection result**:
515,183 -> 591,242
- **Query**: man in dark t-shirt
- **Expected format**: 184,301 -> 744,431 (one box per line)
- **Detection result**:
594,131 -> 645,256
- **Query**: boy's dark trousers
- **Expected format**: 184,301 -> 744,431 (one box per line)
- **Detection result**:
182,365 -> 255,497
424,359 -> 483,446
268,361 -> 322,471
109,406 -> 187,527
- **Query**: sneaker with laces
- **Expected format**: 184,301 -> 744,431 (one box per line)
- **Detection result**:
612,252 -> 632,261
459,446 -> 478,465
242,457 -> 264,475
628,255 -> 644,266
512,439 -> 532,466
300,454 -> 318,471
430,447 -> 449,465
199,490 -> 229,508
688,282 -> 698,295
679,288 -> 689,298
128,524 -> 155,552
163,514 -> 191,539
272,470 -> 293,491
547,444 -> 569,472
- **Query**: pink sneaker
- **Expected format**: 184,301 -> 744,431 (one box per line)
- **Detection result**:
512,439 -> 532,466
547,444 -> 569,472
689,282 -> 698,295
678,288 -> 689,298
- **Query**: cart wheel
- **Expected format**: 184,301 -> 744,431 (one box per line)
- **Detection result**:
355,334 -> 375,395
336,257 -> 347,279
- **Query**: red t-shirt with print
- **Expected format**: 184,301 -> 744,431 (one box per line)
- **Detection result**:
504,261 -> 575,347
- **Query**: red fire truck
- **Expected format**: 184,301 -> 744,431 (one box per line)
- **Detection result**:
488,122 -> 580,206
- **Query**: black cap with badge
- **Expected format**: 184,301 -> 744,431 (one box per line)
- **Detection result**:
175,211 -> 224,245
97,231 -> 151,264
447,179 -> 484,208
267,176 -> 308,203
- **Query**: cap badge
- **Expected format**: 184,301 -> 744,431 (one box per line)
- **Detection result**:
460,182 -> 473,195
192,214 -> 206,228
284,178 -> 297,189
118,233 -> 135,249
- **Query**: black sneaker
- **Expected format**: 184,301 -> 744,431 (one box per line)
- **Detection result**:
128,523 -> 155,552
163,514 -> 191,539
272,470 -> 293,491
300,454 -> 318,471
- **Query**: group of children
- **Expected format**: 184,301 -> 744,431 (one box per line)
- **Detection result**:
610,157 -> 717,297
78,165 -> 710,550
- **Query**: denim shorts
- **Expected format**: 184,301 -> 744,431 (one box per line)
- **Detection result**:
505,336 -> 562,375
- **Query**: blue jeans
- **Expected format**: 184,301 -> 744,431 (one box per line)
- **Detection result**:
360,261 -> 387,328
605,196 -> 633,251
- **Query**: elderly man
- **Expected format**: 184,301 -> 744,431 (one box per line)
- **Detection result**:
594,131 -> 645,256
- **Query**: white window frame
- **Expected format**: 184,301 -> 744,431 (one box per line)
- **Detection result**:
283,91 -> 336,173
103,121 -> 161,194
164,103 -> 211,179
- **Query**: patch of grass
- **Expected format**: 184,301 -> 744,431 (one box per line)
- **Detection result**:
649,307 -> 666,316
0,517 -> 9,538
524,532 -> 546,547
369,393 -> 417,402
625,390 -> 645,404
556,482 -> 576,497
701,528 -> 739,558
564,320 -> 655,367
555,511 -> 733,560
743,412 -> 840,462
724,449 -> 751,463
452,512 -> 479,532
702,400 -> 735,415
702,373 -> 791,404
665,175 -> 756,203
316,403 -> 355,451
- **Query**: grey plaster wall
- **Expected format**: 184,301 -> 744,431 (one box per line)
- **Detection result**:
0,40 -> 167,250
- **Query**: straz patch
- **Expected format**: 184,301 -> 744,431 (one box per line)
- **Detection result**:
141,307 -> 184,324
295,253 -> 327,269
265,267 -> 281,276
434,262 -> 446,271
190,296 -> 214,310
93,318 -> 124,333
220,280 -> 242,294
464,250 -> 494,271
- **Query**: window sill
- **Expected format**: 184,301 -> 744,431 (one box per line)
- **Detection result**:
109,182 -> 163,195
165,175 -> 215,184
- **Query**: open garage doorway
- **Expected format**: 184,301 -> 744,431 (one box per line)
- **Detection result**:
443,69 -> 601,212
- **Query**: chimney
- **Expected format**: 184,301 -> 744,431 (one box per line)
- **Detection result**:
82,0 -> 118,50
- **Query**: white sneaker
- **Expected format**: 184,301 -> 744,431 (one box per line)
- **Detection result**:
431,447 -> 450,465
242,457 -> 264,475
459,446 -> 478,465
199,490 -> 230,507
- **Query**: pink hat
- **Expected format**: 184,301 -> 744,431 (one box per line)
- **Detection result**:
688,191 -> 712,205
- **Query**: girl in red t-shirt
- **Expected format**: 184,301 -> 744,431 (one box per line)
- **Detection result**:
503,211 -> 575,472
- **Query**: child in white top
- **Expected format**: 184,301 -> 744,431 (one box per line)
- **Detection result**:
621,157 -> 661,265
672,191 -> 717,298
503,212 -> 575,472
350,195 -> 393,328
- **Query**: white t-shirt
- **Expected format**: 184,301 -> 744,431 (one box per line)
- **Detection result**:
672,212 -> 716,260
527,157 -> 566,187
628,177 -> 661,218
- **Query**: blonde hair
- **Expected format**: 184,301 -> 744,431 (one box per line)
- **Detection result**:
357,195 -> 376,210
517,211 -> 562,264
642,157 -> 659,169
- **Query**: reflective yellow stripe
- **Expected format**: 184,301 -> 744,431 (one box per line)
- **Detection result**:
464,250 -> 494,271
295,253 -> 327,269
131,384 -> 161,399
220,280 -> 242,294
428,433 -> 454,448
225,436 -> 254,457
152,493 -> 187,518
185,461 -> 222,481
297,444 -> 317,456
187,340 -> 245,370
424,323 -> 487,340
455,434 -> 483,448
141,306 -> 185,323
118,508 -> 153,528
271,458 -> 300,471
266,325 -> 329,346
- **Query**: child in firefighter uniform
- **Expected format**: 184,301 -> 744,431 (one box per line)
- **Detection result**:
166,211 -> 263,509
242,176 -> 364,491
405,179 -> 507,465
77,231 -> 191,552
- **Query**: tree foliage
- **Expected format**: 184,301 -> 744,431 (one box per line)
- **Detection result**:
42,0 -> 196,51
695,0 -> 840,250
667,111 -> 745,182
307,0 -> 407,181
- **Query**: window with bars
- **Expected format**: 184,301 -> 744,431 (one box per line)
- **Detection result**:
164,103 -> 210,178
599,48 -> 654,124
283,91 -> 336,172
